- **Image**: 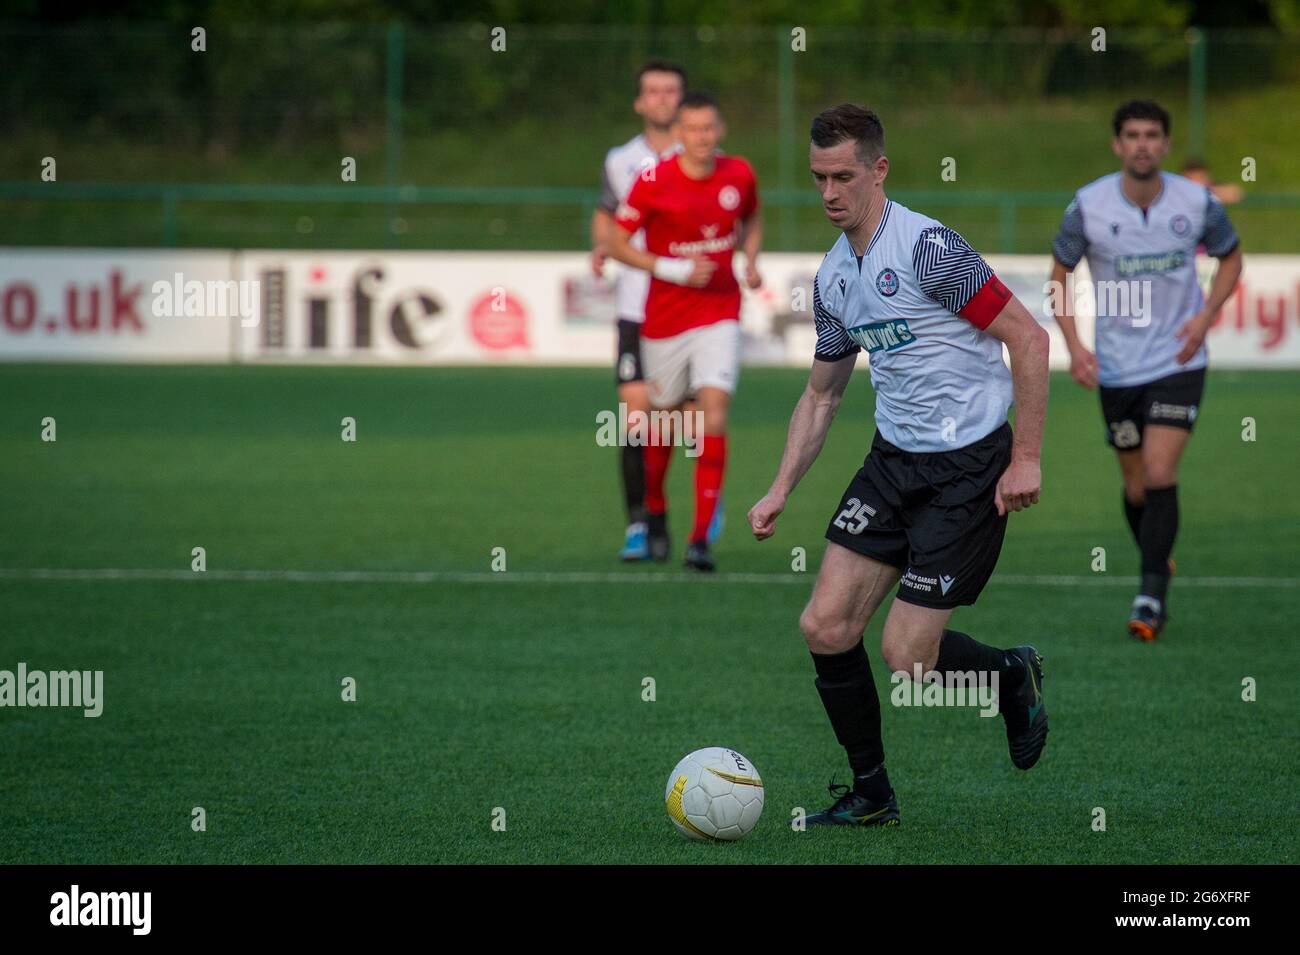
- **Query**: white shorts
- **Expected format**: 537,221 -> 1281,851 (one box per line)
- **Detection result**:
641,320 -> 741,409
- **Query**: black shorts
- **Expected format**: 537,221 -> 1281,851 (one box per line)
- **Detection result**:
615,318 -> 644,385
1099,367 -> 1205,450
824,423 -> 1013,609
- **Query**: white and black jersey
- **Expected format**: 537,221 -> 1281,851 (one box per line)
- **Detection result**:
1052,171 -> 1239,388
813,201 -> 1015,453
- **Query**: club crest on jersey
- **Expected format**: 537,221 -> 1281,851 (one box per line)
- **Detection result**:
718,185 -> 740,210
848,318 -> 914,353
1169,213 -> 1191,237
875,267 -> 900,297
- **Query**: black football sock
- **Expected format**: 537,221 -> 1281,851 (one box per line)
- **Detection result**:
811,639 -> 885,781
1139,484 -> 1178,604
934,629 -> 1025,714
621,443 -> 646,524
934,629 -> 1016,685
852,763 -> 893,803
1124,493 -> 1145,547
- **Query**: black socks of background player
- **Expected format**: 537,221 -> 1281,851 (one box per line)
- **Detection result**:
934,629 -> 1026,701
1138,484 -> 1179,603
1124,486 -> 1178,604
1124,493 -> 1145,546
811,640 -> 892,802
622,444 -> 646,524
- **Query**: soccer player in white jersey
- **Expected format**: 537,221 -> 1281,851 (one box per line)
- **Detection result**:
746,105 -> 1051,827
1049,100 -> 1242,642
591,60 -> 686,561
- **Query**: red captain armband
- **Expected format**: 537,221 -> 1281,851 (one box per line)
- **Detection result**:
959,274 -> 1012,329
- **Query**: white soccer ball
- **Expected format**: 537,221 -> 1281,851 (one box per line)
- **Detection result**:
664,747 -> 764,841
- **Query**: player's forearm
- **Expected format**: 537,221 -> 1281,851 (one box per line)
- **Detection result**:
591,209 -> 612,249
1007,329 -> 1050,462
740,213 -> 763,264
1048,261 -> 1085,352
1055,312 -> 1087,357
605,229 -> 658,274
769,384 -> 841,499
1202,248 -> 1243,317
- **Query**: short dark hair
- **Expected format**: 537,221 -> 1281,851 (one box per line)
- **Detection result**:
635,60 -> 687,97
1113,100 -> 1170,137
810,104 -> 885,164
1181,157 -> 1208,173
677,90 -> 720,115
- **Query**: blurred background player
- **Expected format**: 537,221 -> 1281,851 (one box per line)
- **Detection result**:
607,90 -> 762,571
591,60 -> 686,561
1050,100 -> 1243,641
1180,158 -> 1244,206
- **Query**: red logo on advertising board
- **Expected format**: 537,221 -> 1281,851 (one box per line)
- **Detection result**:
468,289 -> 529,350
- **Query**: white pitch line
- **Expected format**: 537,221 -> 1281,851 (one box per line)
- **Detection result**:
0,568 -> 1295,588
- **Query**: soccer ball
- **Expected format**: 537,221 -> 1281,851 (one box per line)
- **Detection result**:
664,747 -> 764,841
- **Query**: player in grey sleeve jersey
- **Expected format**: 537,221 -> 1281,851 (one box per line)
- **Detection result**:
1049,100 -> 1243,642
747,105 -> 1051,828
590,60 -> 685,562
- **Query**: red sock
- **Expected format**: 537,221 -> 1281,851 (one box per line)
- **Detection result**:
644,441 -> 673,515
690,434 -> 727,544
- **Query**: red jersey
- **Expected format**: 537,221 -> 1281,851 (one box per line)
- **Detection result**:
614,154 -> 759,339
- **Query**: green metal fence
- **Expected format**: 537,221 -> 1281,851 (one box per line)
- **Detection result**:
2,24 -> 1296,252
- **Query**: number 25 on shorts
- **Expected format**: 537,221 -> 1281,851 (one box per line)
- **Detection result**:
832,497 -> 877,535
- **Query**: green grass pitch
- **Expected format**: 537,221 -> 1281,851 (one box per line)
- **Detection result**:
0,362 -> 1296,864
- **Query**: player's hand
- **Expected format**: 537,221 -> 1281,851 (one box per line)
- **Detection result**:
590,247 -> 608,277
1175,310 -> 1211,364
686,257 -> 717,288
995,458 -> 1041,516
1068,345 -> 1099,389
744,259 -> 762,289
748,491 -> 786,540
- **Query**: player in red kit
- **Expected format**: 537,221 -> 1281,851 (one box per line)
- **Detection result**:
607,90 -> 763,571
